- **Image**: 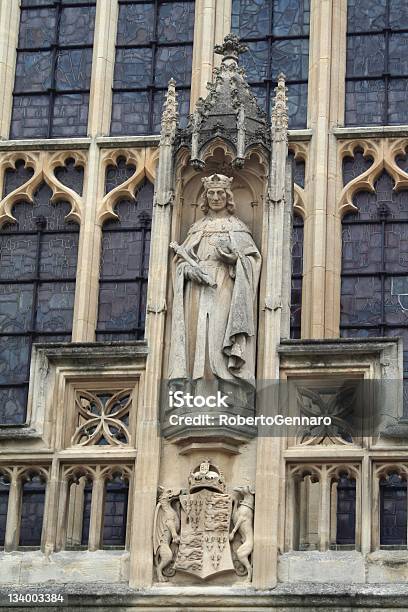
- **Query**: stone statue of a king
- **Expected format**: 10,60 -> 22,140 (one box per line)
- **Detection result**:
168,174 -> 261,399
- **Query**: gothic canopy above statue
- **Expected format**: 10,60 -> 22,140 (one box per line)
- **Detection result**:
175,34 -> 278,169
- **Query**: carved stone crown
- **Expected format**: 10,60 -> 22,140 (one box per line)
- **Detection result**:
201,174 -> 233,191
188,459 -> 226,493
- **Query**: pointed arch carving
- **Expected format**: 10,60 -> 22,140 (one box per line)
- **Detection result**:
98,147 -> 158,224
338,138 -> 408,217
63,465 -> 96,484
327,463 -> 360,482
100,465 -> 132,482
0,150 -> 87,228
288,464 -> 321,482
374,463 -> 408,481
16,465 -> 49,482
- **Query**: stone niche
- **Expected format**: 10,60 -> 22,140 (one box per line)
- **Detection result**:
173,144 -> 267,249
161,145 -> 269,449
156,39 -> 292,451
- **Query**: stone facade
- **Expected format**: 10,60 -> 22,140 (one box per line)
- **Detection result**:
1,1 -> 408,610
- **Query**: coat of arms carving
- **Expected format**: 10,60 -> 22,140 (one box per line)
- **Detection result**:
153,459 -> 254,582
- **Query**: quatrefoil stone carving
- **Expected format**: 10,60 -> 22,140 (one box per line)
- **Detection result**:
72,389 -> 132,446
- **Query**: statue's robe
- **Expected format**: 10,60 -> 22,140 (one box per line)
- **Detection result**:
168,213 -> 261,387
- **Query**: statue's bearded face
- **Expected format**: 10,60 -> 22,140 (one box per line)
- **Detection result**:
206,187 -> 227,211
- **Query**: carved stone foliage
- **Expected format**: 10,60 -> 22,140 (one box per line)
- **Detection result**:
153,460 -> 255,582
0,150 -> 87,227
271,74 -> 289,141
338,138 -> 408,216
71,389 -> 132,447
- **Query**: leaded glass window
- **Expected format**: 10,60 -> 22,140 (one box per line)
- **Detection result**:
10,0 -> 96,139
102,476 -> 129,547
97,162 -> 153,340
346,0 -> 408,126
291,214 -> 303,338
0,160 -> 81,425
19,473 -> 46,547
380,472 -> 407,546
0,474 -> 10,548
81,481 -> 93,546
232,0 -> 310,128
110,0 -> 195,135
336,474 -> 356,545
290,152 -> 305,338
340,154 -> 408,413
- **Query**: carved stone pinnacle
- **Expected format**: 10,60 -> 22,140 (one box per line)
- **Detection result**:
214,33 -> 248,63
160,79 -> 178,140
271,73 -> 288,132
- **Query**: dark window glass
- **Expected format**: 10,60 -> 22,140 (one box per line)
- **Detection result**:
97,163 -> 153,340
10,1 -> 96,139
336,474 -> 356,545
81,480 -> 93,546
289,152 -> 305,338
291,214 -> 303,338
0,474 -> 10,547
0,160 -> 81,425
340,155 -> 408,413
346,0 -> 408,126
232,0 -> 310,128
19,473 -> 46,547
380,472 -> 407,546
102,476 -> 129,547
111,0 -> 195,135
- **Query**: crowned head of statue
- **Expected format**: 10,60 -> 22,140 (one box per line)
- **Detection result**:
200,173 -> 236,215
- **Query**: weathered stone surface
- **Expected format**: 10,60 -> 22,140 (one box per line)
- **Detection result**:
278,551 -> 366,584
0,551 -> 130,585
367,550 -> 408,583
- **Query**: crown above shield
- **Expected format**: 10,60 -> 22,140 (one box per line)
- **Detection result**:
201,174 -> 233,191
188,459 -> 226,493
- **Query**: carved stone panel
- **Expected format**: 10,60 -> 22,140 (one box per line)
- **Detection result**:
153,459 -> 255,583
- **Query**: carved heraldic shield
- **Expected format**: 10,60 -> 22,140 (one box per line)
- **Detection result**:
175,460 -> 233,579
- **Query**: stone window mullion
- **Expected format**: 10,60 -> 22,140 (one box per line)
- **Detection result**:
4,468 -> 22,552
88,468 -> 105,552
87,0 -> 119,137
0,0 -> 20,139
55,476 -> 70,552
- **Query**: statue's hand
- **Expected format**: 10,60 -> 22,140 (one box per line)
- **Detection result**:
216,246 -> 238,264
184,264 -> 215,286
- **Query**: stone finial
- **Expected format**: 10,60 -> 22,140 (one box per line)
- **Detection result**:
271,73 -> 288,135
214,33 -> 248,63
160,78 -> 178,143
